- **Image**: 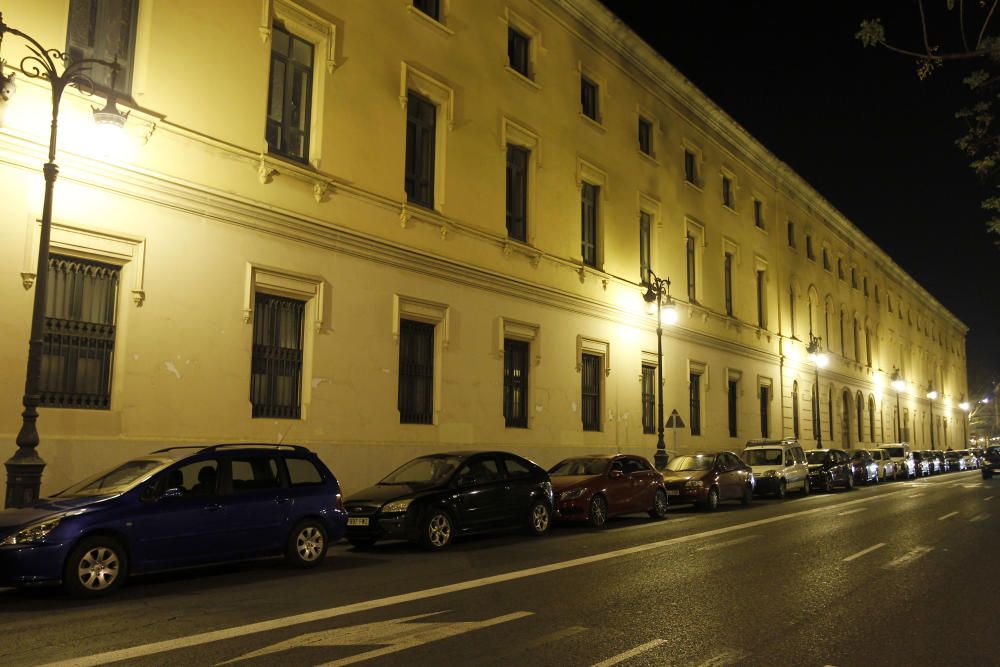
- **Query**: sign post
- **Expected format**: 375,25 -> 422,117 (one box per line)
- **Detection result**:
664,409 -> 685,464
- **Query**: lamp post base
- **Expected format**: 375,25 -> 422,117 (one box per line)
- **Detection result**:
5,448 -> 45,508
654,446 -> 669,470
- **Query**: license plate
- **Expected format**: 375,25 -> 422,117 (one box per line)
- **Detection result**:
347,517 -> 369,527
667,490 -> 680,496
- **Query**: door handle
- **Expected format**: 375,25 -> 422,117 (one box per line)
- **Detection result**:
203,503 -> 223,512
275,497 -> 291,505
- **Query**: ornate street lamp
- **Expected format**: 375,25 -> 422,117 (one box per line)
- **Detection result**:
806,334 -> 828,448
642,270 -> 676,470
891,367 -> 905,443
926,382 -> 938,449
1,13 -> 129,508
959,395 -> 970,448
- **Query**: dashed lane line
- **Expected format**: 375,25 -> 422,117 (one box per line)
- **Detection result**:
970,513 -> 991,523
592,639 -> 667,667
884,546 -> 935,569
907,494 -> 924,498
836,508 -> 867,516
938,511 -> 959,521
842,542 -> 886,562
985,496 -> 994,501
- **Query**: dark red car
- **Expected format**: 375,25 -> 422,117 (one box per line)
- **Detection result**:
661,452 -> 754,510
548,455 -> 668,527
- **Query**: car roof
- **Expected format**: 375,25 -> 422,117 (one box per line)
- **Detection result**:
744,439 -> 798,447
151,444 -> 315,459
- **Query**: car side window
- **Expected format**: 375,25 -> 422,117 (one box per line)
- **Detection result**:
157,460 -> 219,498
458,457 -> 502,485
502,456 -> 533,479
794,447 -> 805,464
622,458 -> 644,474
285,457 -> 323,486
610,459 -> 625,474
231,457 -> 282,493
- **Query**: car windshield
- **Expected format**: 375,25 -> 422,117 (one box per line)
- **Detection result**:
806,451 -> 828,464
379,456 -> 463,485
53,458 -> 170,498
945,452 -> 960,459
666,455 -> 714,472
742,449 -> 782,466
989,447 -> 1000,456
549,458 -> 609,476
881,447 -> 904,458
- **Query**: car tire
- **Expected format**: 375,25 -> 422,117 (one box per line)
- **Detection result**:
287,519 -> 328,568
776,479 -> 787,499
846,473 -> 855,490
64,536 -> 127,598
348,538 -> 376,550
648,488 -> 669,519
588,495 -> 608,528
420,509 -> 454,550
527,500 -> 551,536
802,477 -> 810,495
741,483 -> 753,506
702,487 -> 720,511
822,474 -> 833,493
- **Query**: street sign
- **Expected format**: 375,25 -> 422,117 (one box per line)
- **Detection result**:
665,409 -> 685,429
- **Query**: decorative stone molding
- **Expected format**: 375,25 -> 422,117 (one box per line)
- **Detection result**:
243,263 -> 325,332
393,294 -> 450,350
258,156 -> 278,184
497,317 -> 540,364
577,335 -> 610,376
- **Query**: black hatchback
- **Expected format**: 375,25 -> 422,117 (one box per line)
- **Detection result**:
806,448 -> 856,492
344,451 -> 554,550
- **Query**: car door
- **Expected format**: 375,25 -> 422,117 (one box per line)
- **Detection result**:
625,457 -> 657,511
452,456 -> 507,532
224,454 -> 292,556
130,458 -> 232,568
603,458 -> 632,512
717,454 -> 741,500
500,455 -> 540,525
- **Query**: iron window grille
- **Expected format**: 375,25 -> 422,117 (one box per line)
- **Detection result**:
266,23 -> 314,163
508,27 -> 530,77
398,319 -> 434,424
413,0 -> 440,20
686,234 -> 697,302
728,379 -> 738,438
639,211 -> 651,284
581,353 -> 602,431
857,393 -> 865,442
40,255 -> 120,409
828,390 -> 834,440
581,75 -> 599,121
689,372 -> 702,436
869,396 -> 877,442
684,150 -> 697,184
66,0 -> 138,95
792,381 -> 800,439
813,385 -> 821,438
581,182 -> 598,267
760,385 -> 770,438
503,338 -> 529,428
405,91 -> 436,209
506,145 -> 528,242
638,117 -> 653,155
641,364 -> 656,434
724,253 -> 734,317
251,293 -> 304,419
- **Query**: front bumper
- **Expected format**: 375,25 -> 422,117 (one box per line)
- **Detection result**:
753,476 -> 782,493
345,512 -> 416,542
0,542 -> 69,587
664,486 -> 707,504
553,497 -> 589,521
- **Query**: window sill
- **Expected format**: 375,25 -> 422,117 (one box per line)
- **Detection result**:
683,179 -> 703,193
638,150 -> 659,166
753,224 -> 768,236
722,204 -> 738,215
407,5 -> 455,35
578,112 -> 606,133
505,66 -> 540,90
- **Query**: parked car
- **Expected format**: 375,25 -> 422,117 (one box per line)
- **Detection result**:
548,455 -> 668,527
0,444 -> 346,597
878,443 -> 915,479
951,450 -> 979,470
981,446 -> 1000,479
343,451 -> 553,550
944,450 -> 970,471
848,449 -> 880,485
866,448 -> 897,481
911,450 -> 932,477
661,452 -> 754,510
741,439 -> 810,497
922,451 -> 947,474
805,448 -> 856,492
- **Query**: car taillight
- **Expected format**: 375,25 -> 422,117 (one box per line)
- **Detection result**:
335,493 -> 344,511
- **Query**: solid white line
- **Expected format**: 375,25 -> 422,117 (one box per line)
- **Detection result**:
36,486 -> 952,667
837,508 -> 867,516
592,639 -> 667,667
938,511 -> 959,521
842,542 -> 886,562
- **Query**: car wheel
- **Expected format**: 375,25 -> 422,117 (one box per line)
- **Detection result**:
348,538 -> 376,550
741,483 -> 753,505
648,488 -> 669,519
776,479 -> 787,499
64,536 -> 127,598
846,473 -> 855,490
287,519 -> 328,568
527,500 -> 551,536
420,509 -> 454,550
822,474 -> 833,493
588,495 -> 608,528
702,487 -> 719,511
801,477 -> 810,495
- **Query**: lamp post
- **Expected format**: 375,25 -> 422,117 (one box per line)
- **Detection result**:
642,270 -> 676,470
959,395 -> 970,448
1,14 -> 128,508
806,334 -> 828,449
891,367 -> 905,443
926,383 -> 938,450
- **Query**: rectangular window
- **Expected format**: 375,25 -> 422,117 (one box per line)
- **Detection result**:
727,379 -> 738,438
684,150 -> 697,184
405,91 -> 436,209
581,75 -> 599,121
863,277 -> 869,297
723,252 -> 734,317
581,182 -> 598,267
760,384 -> 770,438
231,458 -> 281,493
753,199 -> 764,229
508,27 -> 530,77
689,372 -> 702,436
506,145 -> 528,242
503,338 -> 529,428
639,211 -> 651,284
837,259 -> 845,280
641,364 -> 656,435
851,268 -> 858,289
581,353 -> 602,431
823,248 -> 831,271
686,234 -> 697,302
787,221 -> 796,248
756,270 -> 766,329
251,293 -> 304,419
40,255 -> 120,409
266,23 -> 314,162
413,0 -> 440,20
806,235 -> 814,260
722,176 -> 733,208
66,0 -> 138,95
638,117 -> 653,155
398,319 -> 434,424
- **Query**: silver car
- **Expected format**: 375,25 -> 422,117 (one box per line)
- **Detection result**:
866,448 -> 897,481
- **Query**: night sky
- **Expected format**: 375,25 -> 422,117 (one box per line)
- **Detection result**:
600,1 -> 998,395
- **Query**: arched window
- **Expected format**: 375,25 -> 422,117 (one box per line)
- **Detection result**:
789,285 -> 796,338
812,382 -> 820,439
868,395 -> 876,442
792,381 -> 800,438
856,391 -> 864,442
828,387 -> 834,440
865,327 -> 872,367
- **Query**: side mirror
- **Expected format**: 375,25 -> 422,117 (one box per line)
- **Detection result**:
609,469 -> 624,479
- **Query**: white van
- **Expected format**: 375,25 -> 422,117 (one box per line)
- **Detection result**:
877,443 -> 914,478
741,439 -> 810,497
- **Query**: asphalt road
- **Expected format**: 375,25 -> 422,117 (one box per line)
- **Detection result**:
1,469 -> 996,667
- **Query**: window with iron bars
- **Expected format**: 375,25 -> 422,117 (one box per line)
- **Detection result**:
503,338 -> 529,428
581,353 -> 602,431
641,364 -> 656,434
40,254 -> 120,409
728,379 -> 739,438
251,293 -> 304,419
689,372 -> 702,436
398,319 -> 434,424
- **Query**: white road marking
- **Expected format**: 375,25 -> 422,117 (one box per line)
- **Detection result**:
842,542 -> 886,562
907,493 -> 924,498
884,546 -> 935,569
39,482 -> 966,667
837,508 -> 867,516
970,513 -> 991,523
985,496 -> 994,501
694,648 -> 747,667
523,625 -> 587,649
695,534 -> 759,551
938,511 -> 959,521
964,484 -> 983,489
593,639 -> 668,667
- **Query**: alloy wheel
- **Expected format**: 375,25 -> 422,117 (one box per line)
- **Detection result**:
296,526 -> 325,562
531,502 -> 551,533
427,513 -> 452,548
77,546 -> 121,591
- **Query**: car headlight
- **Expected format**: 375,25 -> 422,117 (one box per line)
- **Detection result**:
1,516 -> 63,545
381,499 -> 413,514
684,480 -> 704,489
559,488 -> 588,501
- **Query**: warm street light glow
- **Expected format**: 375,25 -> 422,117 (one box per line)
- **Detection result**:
806,335 -> 828,368
661,301 -> 678,325
927,389 -> 938,400
890,368 -> 905,392
959,400 -> 970,412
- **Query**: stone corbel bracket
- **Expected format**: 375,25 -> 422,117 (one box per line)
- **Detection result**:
258,155 -> 279,184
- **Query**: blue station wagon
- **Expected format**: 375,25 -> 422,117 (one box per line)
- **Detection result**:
0,444 -> 347,597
